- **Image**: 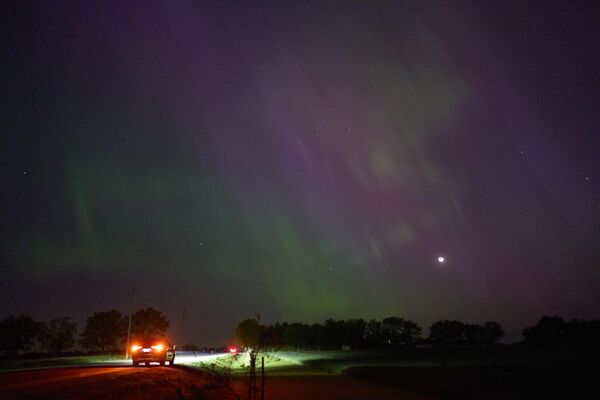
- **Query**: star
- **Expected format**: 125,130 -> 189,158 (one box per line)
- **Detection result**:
437,256 -> 445,263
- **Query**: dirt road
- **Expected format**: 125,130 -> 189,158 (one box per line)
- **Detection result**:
0,365 -> 230,399
0,364 -> 432,399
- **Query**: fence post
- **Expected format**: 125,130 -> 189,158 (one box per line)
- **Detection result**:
248,350 -> 256,400
261,356 -> 265,400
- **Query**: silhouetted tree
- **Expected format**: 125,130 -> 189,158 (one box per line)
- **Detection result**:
319,319 -> 366,348
364,319 -> 386,347
400,319 -> 422,345
523,316 -> 567,345
483,321 -> 505,345
130,307 -> 170,339
261,318 -> 421,349
79,310 -> 126,352
323,319 -> 344,348
522,316 -> 600,345
236,318 -> 263,349
308,323 -> 326,348
281,322 -> 309,348
382,317 -> 422,346
343,319 -> 367,348
0,315 -> 40,357
464,324 -> 486,345
38,317 -> 77,354
261,322 -> 283,348
429,320 -> 465,347
381,317 -> 402,346
566,319 -> 600,343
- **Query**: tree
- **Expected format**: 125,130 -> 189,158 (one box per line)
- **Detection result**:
324,319 -> 361,348
323,319 -> 342,348
364,320 -> 385,347
236,318 -> 263,350
429,320 -> 465,347
261,323 -> 280,348
399,319 -> 422,346
343,319 -> 367,348
566,319 -> 600,343
38,317 -> 77,354
381,317 -> 422,346
130,307 -> 170,339
523,316 -> 567,345
79,310 -> 127,352
483,321 -> 505,345
382,317 -> 404,346
464,324 -> 486,345
0,315 -> 40,357
281,322 -> 309,348
308,323 -> 326,348
262,322 -> 288,348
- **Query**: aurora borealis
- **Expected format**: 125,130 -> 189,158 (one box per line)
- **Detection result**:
2,1 -> 599,344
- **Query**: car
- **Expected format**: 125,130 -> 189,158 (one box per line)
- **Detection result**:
131,338 -> 176,366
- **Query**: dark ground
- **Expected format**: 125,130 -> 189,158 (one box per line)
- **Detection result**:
341,345 -> 600,399
2,346 -> 599,399
0,364 -> 431,400
346,364 -> 600,399
0,365 -> 240,400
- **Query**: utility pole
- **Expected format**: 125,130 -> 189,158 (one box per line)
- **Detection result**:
124,288 -> 136,360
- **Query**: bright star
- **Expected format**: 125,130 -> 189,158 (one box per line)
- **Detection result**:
437,256 -> 445,263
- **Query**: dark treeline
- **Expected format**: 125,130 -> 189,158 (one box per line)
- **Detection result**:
237,315 -> 600,351
523,316 -> 600,345
0,307 -> 169,358
3,313 -> 600,358
238,317 -> 504,350
260,318 -> 424,349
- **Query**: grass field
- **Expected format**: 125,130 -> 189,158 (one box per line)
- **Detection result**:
192,351 -> 328,376
193,346 -> 600,399
4,346 -> 598,398
0,354 -> 123,371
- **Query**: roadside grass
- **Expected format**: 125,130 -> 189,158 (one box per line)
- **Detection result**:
190,349 -> 430,377
191,351 -> 332,377
0,354 -> 123,371
188,348 -> 425,376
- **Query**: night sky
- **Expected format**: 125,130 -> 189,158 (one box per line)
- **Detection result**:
2,1 -> 600,345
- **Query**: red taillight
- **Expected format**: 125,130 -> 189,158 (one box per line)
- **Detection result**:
131,345 -> 142,352
151,344 -> 164,352
229,347 -> 237,353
